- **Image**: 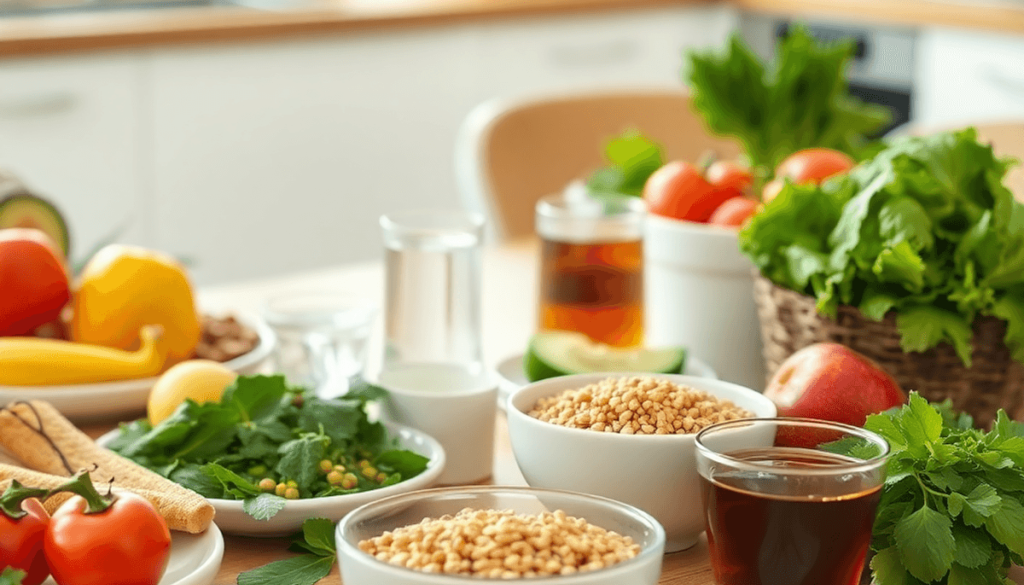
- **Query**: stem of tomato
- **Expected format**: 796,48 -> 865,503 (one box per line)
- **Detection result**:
0,480 -> 49,519
46,471 -> 115,514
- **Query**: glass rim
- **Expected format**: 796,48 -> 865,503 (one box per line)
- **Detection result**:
262,291 -> 378,329
694,417 -> 891,476
535,192 -> 647,221
379,209 -> 485,236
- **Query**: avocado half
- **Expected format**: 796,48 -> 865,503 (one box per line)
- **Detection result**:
524,331 -> 687,382
0,191 -> 71,257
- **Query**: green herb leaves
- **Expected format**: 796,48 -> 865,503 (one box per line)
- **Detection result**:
0,568 -> 25,585
740,128 -> 1024,364
585,129 -> 664,197
687,25 -> 890,175
109,375 -> 429,519
852,393 -> 1024,584
237,519 -> 337,585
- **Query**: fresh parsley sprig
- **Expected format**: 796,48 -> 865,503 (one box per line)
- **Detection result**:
687,25 -> 890,178
859,393 -> 1024,585
237,518 -> 337,585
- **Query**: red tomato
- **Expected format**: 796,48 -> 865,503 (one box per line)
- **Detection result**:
45,492 -> 171,585
705,160 -> 753,194
708,197 -> 760,228
643,161 -> 738,223
0,498 -> 50,585
0,228 -> 71,336
775,148 -> 856,185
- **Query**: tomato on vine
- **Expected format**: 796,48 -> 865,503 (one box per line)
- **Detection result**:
0,481 -> 51,585
44,472 -> 171,585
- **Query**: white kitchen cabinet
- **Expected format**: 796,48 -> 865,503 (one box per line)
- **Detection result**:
915,27 -> 1024,128
0,52 -> 148,261
146,5 -> 735,285
468,5 -> 737,98
147,28 -> 481,285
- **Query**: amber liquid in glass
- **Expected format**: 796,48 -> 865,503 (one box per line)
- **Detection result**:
701,448 -> 881,585
538,238 -> 643,347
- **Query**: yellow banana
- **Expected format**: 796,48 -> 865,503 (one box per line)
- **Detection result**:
0,325 -> 169,386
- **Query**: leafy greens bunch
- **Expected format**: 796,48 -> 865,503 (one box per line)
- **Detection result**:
687,25 -> 890,179
108,375 -> 428,520
740,128 -> 1024,366
850,393 -> 1024,585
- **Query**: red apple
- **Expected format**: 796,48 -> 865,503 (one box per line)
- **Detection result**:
764,342 -> 907,428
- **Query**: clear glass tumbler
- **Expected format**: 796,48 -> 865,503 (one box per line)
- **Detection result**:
380,209 -> 485,371
262,291 -> 377,397
535,192 -> 646,348
695,418 -> 890,585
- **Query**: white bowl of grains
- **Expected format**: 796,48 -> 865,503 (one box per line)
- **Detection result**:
506,373 -> 777,553
335,485 -> 665,584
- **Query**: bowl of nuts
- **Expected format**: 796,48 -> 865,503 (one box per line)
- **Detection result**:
506,374 -> 777,553
336,485 -> 665,584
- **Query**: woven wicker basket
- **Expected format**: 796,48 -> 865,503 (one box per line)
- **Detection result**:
752,274 -> 1024,428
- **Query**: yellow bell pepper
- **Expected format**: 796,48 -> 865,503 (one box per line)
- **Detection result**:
71,245 -> 201,366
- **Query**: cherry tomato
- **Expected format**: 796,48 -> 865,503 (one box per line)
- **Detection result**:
708,197 -> 760,228
705,160 -> 753,195
643,161 -> 738,223
0,498 -> 50,585
775,148 -> 856,185
45,492 -> 171,585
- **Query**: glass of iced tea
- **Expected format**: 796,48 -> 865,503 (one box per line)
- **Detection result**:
535,192 -> 646,348
695,418 -> 890,585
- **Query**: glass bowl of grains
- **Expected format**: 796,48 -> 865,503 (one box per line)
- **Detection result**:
335,485 -> 665,585
505,373 -> 777,553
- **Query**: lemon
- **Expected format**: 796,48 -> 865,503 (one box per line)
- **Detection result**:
147,359 -> 237,425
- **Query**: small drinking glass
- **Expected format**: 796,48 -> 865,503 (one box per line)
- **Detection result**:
695,418 -> 890,585
263,292 -> 377,397
377,209 -> 496,485
535,192 -> 646,348
380,209 -> 485,371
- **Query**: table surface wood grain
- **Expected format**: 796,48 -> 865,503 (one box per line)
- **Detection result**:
79,238 -> 1024,585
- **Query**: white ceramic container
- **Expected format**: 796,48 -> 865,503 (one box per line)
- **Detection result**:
376,363 -> 497,486
336,486 -> 665,585
644,213 -> 765,390
506,373 -> 777,553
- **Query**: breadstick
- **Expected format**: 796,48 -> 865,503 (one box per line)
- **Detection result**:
0,401 -> 214,534
0,464 -> 215,533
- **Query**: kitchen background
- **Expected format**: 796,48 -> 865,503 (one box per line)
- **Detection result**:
0,0 -> 1021,285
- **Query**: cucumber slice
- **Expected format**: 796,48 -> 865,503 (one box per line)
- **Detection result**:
524,331 -> 687,382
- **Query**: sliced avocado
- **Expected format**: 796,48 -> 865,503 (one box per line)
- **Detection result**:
0,191 -> 71,257
524,331 -> 687,382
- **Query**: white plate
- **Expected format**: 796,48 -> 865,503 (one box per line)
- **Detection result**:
494,352 -> 719,411
97,420 -> 446,537
0,313 -> 276,422
43,522 -> 224,585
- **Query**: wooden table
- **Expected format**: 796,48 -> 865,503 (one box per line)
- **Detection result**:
80,237 -> 1024,585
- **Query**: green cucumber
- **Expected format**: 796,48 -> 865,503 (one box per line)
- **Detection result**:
524,331 -> 687,382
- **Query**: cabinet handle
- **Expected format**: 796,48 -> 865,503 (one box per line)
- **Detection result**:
984,67 -> 1024,98
548,39 -> 639,68
0,91 -> 76,117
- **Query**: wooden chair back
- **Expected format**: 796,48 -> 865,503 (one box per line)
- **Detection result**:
456,88 -> 741,241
